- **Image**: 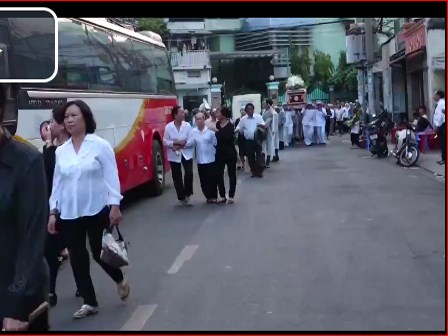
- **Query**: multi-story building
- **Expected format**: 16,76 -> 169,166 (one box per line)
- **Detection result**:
167,18 -> 354,105
166,19 -> 212,111
371,18 -> 445,122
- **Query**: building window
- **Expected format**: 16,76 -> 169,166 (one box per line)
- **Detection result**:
187,70 -> 201,78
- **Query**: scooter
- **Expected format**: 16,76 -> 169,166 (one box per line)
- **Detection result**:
366,111 -> 390,158
391,123 -> 420,167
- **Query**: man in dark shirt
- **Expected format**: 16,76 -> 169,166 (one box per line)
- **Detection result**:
415,106 -> 432,132
0,85 -> 49,331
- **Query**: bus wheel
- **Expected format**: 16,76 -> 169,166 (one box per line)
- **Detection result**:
147,140 -> 165,196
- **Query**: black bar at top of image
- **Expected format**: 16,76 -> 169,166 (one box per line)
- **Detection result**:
0,9 -> 54,19
0,1 -> 444,18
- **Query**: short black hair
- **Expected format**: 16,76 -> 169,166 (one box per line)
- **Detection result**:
436,90 -> 445,99
63,100 -> 96,134
419,105 -> 427,112
171,105 -> 182,119
266,98 -> 273,106
39,120 -> 51,140
245,103 -> 255,112
220,106 -> 232,119
52,104 -> 66,124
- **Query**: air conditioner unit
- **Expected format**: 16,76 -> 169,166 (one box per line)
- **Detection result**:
346,31 -> 366,64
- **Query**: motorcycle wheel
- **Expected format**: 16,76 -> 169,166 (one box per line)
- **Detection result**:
398,145 -> 419,167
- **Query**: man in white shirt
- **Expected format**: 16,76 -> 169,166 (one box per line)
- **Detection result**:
433,90 -> 446,164
163,106 -> 195,205
235,103 -> 265,178
335,104 -> 344,135
189,112 -> 218,203
315,101 -> 327,144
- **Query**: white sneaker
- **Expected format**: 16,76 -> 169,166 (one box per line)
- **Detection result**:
227,198 -> 234,204
73,304 -> 98,319
117,279 -> 130,301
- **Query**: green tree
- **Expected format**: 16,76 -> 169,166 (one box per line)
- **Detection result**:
330,51 -> 358,93
137,18 -> 170,38
289,45 -> 311,87
311,50 -> 334,90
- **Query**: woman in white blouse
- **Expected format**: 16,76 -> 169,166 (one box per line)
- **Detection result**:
163,106 -> 195,206
47,100 -> 129,319
189,112 -> 218,203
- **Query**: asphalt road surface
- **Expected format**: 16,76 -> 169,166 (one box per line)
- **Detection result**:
50,134 -> 445,332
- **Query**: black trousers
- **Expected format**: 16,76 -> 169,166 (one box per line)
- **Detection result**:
197,162 -> 218,200
350,133 -> 360,146
170,157 -> 193,201
61,207 -> 124,307
438,123 -> 446,161
337,121 -> 344,134
217,158 -> 237,198
44,219 -> 80,295
245,140 -> 263,177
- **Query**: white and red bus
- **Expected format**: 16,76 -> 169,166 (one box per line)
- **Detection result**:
4,18 -> 177,196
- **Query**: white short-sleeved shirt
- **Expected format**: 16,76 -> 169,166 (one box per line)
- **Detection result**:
235,114 -> 265,140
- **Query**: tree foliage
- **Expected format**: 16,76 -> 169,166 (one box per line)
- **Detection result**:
137,18 -> 170,38
330,51 -> 358,93
289,45 -> 311,87
311,50 -> 334,90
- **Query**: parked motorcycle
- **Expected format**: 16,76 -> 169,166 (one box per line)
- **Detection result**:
391,123 -> 420,167
366,111 -> 391,158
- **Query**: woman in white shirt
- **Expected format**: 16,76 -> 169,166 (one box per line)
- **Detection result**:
48,100 -> 129,319
189,112 -> 218,203
163,106 -> 195,205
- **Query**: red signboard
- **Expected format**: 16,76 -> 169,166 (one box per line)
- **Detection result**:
404,22 -> 426,55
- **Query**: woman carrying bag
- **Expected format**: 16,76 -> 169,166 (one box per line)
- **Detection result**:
48,100 -> 130,319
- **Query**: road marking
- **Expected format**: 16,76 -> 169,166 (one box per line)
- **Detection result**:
120,304 -> 157,331
167,244 -> 199,274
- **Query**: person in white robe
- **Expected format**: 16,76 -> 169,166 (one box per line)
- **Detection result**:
302,103 -> 315,146
315,101 -> 327,144
284,106 -> 294,147
262,99 -> 275,167
272,107 -> 280,162
278,105 -> 287,150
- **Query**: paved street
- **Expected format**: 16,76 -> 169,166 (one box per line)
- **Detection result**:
50,134 -> 445,332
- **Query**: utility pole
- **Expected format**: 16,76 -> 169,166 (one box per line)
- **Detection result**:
364,18 -> 377,116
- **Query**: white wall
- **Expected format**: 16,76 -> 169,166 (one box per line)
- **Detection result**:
426,29 -> 445,120
173,68 -> 210,87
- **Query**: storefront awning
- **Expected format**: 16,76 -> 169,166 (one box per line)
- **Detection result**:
432,53 -> 445,70
389,49 -> 405,66
210,50 -> 278,59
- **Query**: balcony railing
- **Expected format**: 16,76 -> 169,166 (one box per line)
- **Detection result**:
170,50 -> 211,68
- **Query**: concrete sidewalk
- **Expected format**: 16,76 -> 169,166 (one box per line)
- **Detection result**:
387,144 -> 445,177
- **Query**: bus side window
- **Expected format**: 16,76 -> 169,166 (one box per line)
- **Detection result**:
132,40 -> 157,94
57,19 -> 93,90
153,48 -> 175,95
112,35 -> 138,93
86,25 -> 123,92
